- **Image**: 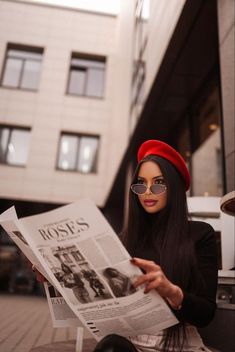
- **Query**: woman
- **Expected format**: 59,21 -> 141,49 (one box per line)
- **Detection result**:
103,267 -> 136,297
94,140 -> 218,352
61,263 -> 91,304
82,269 -> 106,298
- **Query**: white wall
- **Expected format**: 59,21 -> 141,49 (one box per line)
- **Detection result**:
0,0 -> 134,206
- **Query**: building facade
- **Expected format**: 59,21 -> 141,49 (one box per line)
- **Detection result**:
105,0 -> 234,224
129,0 -> 234,198
0,0 -> 135,209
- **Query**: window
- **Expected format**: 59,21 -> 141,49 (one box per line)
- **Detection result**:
175,84 -> 223,196
0,126 -> 31,166
57,133 -> 99,173
63,253 -> 72,264
1,43 -> 43,90
67,53 -> 106,98
71,250 -> 84,262
131,60 -> 145,106
135,0 -> 150,20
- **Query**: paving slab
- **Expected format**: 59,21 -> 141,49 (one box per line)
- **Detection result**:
0,294 -> 82,352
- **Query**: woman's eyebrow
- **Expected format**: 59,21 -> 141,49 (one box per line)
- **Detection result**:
153,175 -> 164,179
137,175 -> 164,180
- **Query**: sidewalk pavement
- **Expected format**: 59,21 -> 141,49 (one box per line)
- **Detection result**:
0,293 -> 78,352
0,293 -> 221,352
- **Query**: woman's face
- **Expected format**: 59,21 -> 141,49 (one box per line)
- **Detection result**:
137,160 -> 167,214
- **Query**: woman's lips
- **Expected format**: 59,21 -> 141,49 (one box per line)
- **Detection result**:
143,200 -> 158,207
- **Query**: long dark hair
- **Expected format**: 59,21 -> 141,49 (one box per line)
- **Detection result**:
122,155 -> 201,351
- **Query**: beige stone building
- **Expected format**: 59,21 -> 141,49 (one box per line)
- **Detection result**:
0,0 -> 134,207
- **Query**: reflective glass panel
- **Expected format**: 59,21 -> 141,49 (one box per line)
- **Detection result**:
21,60 -> 41,90
87,68 -> 104,97
8,49 -> 42,60
6,129 -> 30,166
58,135 -> 78,170
0,128 -> 9,162
77,136 -> 99,173
192,129 -> 222,196
2,58 -> 22,87
68,69 -> 86,95
71,58 -> 105,69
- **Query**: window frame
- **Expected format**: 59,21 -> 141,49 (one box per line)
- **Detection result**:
0,43 -> 43,91
56,132 -> 100,174
132,60 -> 145,105
0,124 -> 31,167
66,53 -> 106,99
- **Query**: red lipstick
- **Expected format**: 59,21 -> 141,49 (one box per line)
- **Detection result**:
143,200 -> 158,207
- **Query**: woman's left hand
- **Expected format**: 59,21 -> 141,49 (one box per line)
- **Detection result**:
130,257 -> 183,309
32,265 -> 47,283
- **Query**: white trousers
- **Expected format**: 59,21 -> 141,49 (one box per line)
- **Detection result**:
129,325 -> 212,352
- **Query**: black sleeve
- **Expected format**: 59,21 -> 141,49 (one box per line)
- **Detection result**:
175,222 -> 218,327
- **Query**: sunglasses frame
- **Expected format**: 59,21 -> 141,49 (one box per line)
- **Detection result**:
130,183 -> 167,195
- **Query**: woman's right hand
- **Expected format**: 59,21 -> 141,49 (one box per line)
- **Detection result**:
130,257 -> 184,309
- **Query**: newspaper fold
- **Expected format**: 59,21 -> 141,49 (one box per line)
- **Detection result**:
0,199 -> 178,341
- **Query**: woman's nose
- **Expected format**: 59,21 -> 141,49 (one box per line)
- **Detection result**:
145,185 -> 152,195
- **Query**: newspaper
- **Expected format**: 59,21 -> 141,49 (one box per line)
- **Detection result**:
43,282 -> 95,352
44,282 -> 82,327
0,199 -> 178,341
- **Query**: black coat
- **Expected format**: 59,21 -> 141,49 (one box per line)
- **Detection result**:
131,221 -> 218,327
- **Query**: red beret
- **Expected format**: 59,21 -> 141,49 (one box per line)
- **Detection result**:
137,140 -> 190,190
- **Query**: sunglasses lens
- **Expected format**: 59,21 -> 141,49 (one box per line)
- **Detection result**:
131,184 -> 147,195
151,184 -> 166,194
